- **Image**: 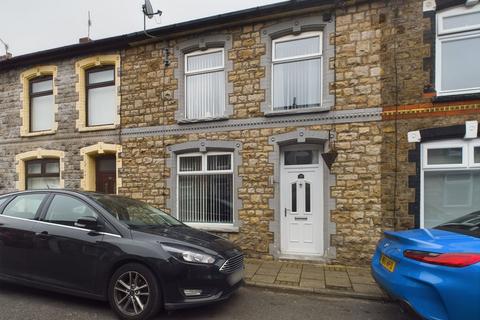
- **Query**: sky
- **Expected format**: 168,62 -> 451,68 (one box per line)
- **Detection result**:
0,0 -> 284,57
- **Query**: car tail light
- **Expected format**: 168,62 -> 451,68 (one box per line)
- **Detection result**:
404,250 -> 480,267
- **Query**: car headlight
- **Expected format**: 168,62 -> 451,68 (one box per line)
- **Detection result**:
161,244 -> 215,264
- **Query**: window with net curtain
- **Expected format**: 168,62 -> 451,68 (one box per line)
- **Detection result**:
26,159 -> 60,190
436,4 -> 480,95
185,48 -> 225,119
422,140 -> 480,228
272,31 -> 322,111
177,153 -> 233,224
86,66 -> 116,126
29,76 -> 54,132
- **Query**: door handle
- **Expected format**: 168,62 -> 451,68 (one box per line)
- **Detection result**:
35,231 -> 51,240
284,208 -> 291,217
294,217 -> 308,221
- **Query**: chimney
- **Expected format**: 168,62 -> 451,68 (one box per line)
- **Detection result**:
79,37 -> 92,44
0,52 -> 12,61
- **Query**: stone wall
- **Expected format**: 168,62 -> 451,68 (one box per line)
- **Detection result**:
118,120 -> 383,263
0,56 -> 120,194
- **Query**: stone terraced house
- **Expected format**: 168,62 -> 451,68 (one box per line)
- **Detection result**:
0,0 -> 479,265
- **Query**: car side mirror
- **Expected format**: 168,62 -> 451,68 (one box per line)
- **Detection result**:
75,216 -> 101,230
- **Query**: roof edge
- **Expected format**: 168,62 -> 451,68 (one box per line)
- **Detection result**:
0,0 -> 336,71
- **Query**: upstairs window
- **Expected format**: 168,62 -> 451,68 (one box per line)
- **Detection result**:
177,152 -> 233,225
86,66 -> 116,126
272,31 -> 322,111
185,49 -> 226,119
30,76 -> 54,132
436,4 -> 480,96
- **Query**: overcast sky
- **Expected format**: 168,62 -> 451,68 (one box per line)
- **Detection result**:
0,0 -> 284,57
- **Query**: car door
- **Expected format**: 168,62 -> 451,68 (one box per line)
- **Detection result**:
29,193 -> 107,293
0,193 -> 48,278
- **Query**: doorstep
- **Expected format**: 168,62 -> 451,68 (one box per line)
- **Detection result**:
244,258 -> 389,301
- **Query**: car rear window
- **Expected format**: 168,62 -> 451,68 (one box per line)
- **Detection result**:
435,211 -> 480,239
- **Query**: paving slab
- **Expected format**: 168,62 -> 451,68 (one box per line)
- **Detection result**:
245,258 -> 385,301
300,279 -> 326,289
352,283 -> 385,296
251,274 -> 276,284
349,275 -> 376,285
325,276 -> 352,289
277,273 -> 301,282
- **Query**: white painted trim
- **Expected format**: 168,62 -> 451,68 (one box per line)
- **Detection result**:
408,130 -> 422,143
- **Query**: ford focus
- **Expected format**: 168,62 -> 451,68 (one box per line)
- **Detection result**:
0,190 -> 244,320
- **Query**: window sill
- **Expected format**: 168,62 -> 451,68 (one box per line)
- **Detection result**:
78,124 -> 118,132
433,92 -> 480,103
184,223 -> 239,233
264,106 -> 331,117
21,129 -> 57,137
177,117 -> 229,125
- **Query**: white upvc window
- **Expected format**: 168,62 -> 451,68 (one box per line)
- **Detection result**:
272,31 -> 323,111
185,48 -> 226,120
436,4 -> 480,96
176,152 -> 234,227
421,139 -> 480,228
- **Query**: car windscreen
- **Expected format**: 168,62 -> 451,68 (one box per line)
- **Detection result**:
90,194 -> 183,228
435,211 -> 480,239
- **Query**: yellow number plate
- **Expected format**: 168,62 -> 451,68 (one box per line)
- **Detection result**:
380,254 -> 396,272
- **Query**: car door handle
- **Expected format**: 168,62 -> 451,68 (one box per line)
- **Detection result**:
35,231 -> 52,240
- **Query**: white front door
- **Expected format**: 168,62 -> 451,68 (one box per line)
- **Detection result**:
280,148 -> 324,256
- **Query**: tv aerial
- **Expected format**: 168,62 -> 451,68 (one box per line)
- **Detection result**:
0,38 -> 10,57
142,0 -> 163,38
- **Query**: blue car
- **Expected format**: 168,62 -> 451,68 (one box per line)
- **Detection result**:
372,212 -> 480,320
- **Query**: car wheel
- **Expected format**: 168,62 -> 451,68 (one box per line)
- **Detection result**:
108,263 -> 162,320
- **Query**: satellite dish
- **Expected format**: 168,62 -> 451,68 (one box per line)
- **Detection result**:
143,0 -> 161,19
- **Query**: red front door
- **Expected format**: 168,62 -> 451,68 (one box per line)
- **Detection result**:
95,155 -> 116,194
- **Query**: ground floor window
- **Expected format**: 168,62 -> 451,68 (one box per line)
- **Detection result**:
177,152 -> 233,224
422,139 -> 480,227
26,158 -> 60,189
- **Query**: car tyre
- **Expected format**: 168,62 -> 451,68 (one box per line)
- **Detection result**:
108,263 -> 162,320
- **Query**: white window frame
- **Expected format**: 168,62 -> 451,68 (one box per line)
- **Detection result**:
271,31 -> 323,111
470,140 -> 480,167
421,139 -> 467,169
420,138 -> 480,227
436,4 -> 480,96
176,152 -> 234,229
184,48 -> 226,119
437,5 -> 480,35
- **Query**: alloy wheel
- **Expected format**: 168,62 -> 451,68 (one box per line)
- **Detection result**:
114,271 -> 151,316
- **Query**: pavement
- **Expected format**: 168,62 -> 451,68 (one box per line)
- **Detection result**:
0,282 -> 407,320
245,259 -> 387,300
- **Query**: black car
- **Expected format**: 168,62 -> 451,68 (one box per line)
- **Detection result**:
0,190 -> 244,320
